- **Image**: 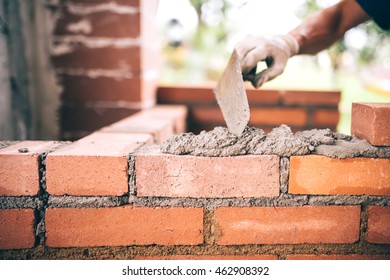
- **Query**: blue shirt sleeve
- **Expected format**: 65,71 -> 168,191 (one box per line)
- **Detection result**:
356,0 -> 390,30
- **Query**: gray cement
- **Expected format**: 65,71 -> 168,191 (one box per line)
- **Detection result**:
279,157 -> 289,193
0,196 -> 41,209
161,125 -> 390,158
3,193 -> 389,210
48,195 -> 129,208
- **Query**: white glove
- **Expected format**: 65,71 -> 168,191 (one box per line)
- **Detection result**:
235,34 -> 299,88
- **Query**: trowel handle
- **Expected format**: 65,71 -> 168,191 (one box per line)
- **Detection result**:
242,65 -> 257,84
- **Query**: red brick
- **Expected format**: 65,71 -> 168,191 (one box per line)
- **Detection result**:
157,85 -> 281,105
60,74 -> 156,104
191,107 -> 308,127
313,109 -> 339,126
135,255 -> 278,260
46,132 -> 152,196
45,206 -> 203,247
251,108 -> 307,126
0,209 -> 35,249
246,89 -> 281,104
214,206 -> 360,245
193,109 -> 304,128
286,254 -> 390,260
351,102 -> 390,146
289,155 -> 390,195
136,146 -> 279,198
157,85 -> 217,104
60,104 -> 140,132
0,141 -> 61,196
367,206 -> 390,244
281,90 -> 340,105
102,115 -> 173,144
52,47 -> 142,71
54,11 -> 140,38
53,48 -> 159,76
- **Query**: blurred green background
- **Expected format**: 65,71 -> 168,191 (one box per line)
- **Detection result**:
157,0 -> 390,134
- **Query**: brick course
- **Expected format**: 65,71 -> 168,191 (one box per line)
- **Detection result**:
157,86 -> 340,133
54,12 -> 141,38
52,47 -> 142,71
59,74 -> 156,104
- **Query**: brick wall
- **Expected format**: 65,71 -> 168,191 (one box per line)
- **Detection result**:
50,0 -> 159,140
157,85 -> 341,134
1,103 -> 390,260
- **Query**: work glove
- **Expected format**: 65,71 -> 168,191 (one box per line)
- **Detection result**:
235,34 -> 299,88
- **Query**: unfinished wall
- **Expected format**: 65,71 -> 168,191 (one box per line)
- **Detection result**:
50,0 -> 160,140
157,85 -> 340,134
0,103 -> 389,260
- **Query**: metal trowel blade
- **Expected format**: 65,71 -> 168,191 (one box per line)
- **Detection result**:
213,50 -> 250,136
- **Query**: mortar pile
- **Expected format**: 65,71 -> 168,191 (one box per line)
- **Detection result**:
160,125 -> 390,158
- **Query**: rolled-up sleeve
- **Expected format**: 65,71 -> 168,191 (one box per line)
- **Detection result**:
356,0 -> 390,30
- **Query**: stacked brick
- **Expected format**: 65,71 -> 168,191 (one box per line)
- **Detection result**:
351,103 -> 390,146
1,103 -> 390,260
50,0 -> 159,140
157,85 -> 340,134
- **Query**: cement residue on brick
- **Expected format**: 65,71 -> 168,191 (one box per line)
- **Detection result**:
160,125 -> 390,158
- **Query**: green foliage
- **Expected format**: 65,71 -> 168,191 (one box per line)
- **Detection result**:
161,0 -> 236,83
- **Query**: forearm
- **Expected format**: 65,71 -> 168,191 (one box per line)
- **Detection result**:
288,0 -> 370,55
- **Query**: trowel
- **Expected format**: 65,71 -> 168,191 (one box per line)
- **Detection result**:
214,50 -> 250,136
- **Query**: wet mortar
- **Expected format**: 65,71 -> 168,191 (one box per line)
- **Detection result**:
160,125 -> 390,158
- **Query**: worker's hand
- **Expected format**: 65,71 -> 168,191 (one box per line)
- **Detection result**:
235,34 -> 299,88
